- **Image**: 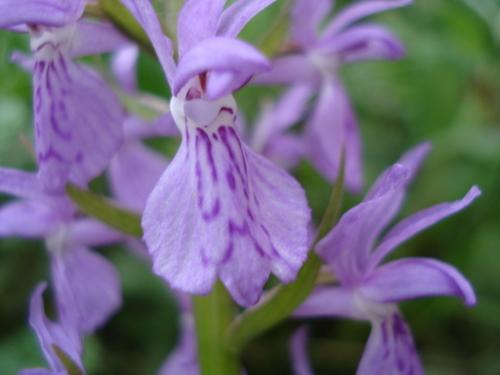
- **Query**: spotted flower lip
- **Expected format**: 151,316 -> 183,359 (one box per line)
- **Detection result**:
143,79 -> 310,306
293,143 -> 480,374
120,0 -> 311,306
2,2 -> 127,193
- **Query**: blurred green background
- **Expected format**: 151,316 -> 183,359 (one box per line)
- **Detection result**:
0,0 -> 499,374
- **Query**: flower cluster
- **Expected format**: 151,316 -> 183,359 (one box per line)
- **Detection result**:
0,0 -> 481,374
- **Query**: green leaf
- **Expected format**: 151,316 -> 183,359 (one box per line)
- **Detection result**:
258,0 -> 291,58
97,0 -> 156,56
66,184 -> 143,238
52,344 -> 85,375
225,149 -> 346,355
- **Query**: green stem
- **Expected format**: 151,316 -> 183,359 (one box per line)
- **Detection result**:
192,281 -> 240,375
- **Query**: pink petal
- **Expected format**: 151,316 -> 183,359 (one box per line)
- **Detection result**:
321,0 -> 413,39
217,0 -> 278,38
369,186 -> 481,268
177,0 -> 226,57
173,36 -> 270,98
357,312 -> 423,375
316,164 -> 409,285
362,257 -> 476,306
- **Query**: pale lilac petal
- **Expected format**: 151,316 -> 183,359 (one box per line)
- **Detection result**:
123,114 -> 180,139
177,0 -> 226,57
264,133 -> 304,170
316,164 -> 409,285
28,283 -> 84,373
251,85 -> 312,152
69,218 -> 124,247
357,312 -> 423,375
159,314 -> 199,375
51,246 -> 122,338
252,56 -> 320,86
304,80 -> 363,193
0,201 -> 59,238
70,20 -> 130,58
321,0 -> 413,39
0,167 -> 42,200
217,0 -> 277,38
173,36 -> 270,98
362,258 -> 476,306
33,49 -> 124,192
205,70 -> 253,101
369,186 -> 481,268
294,287 -> 366,320
0,0 -> 84,29
120,0 -> 176,85
365,142 -> 430,201
290,0 -> 332,46
19,369 -> 64,375
111,45 -> 139,93
11,50 -> 35,71
289,326 -> 314,375
143,110 -> 310,306
109,140 -> 168,212
318,24 -> 405,63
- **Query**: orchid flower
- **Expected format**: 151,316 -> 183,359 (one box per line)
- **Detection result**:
19,282 -> 86,375
293,143 -> 480,374
0,167 -> 122,349
254,0 -> 412,192
121,0 -> 311,306
0,0 -> 127,193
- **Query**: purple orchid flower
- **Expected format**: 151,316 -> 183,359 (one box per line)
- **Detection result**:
0,167 -> 122,349
19,282 -> 86,375
293,143 -> 480,374
254,0 -> 411,192
1,0 -> 127,193
121,0 -> 311,306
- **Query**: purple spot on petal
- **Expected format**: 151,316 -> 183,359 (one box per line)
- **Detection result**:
226,170 -> 236,190
222,242 -> 234,264
202,198 -> 220,222
220,107 -> 234,115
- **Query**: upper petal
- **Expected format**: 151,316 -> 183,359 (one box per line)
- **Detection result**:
321,0 -> 413,39
368,186 -> 481,268
304,79 -> 363,193
357,311 -> 424,375
120,0 -> 176,85
217,0 -> 277,38
315,164 -> 409,285
0,0 -> 84,29
290,0 -> 332,46
173,36 -> 270,98
318,24 -> 405,63
177,0 -> 226,57
362,257 -> 476,306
